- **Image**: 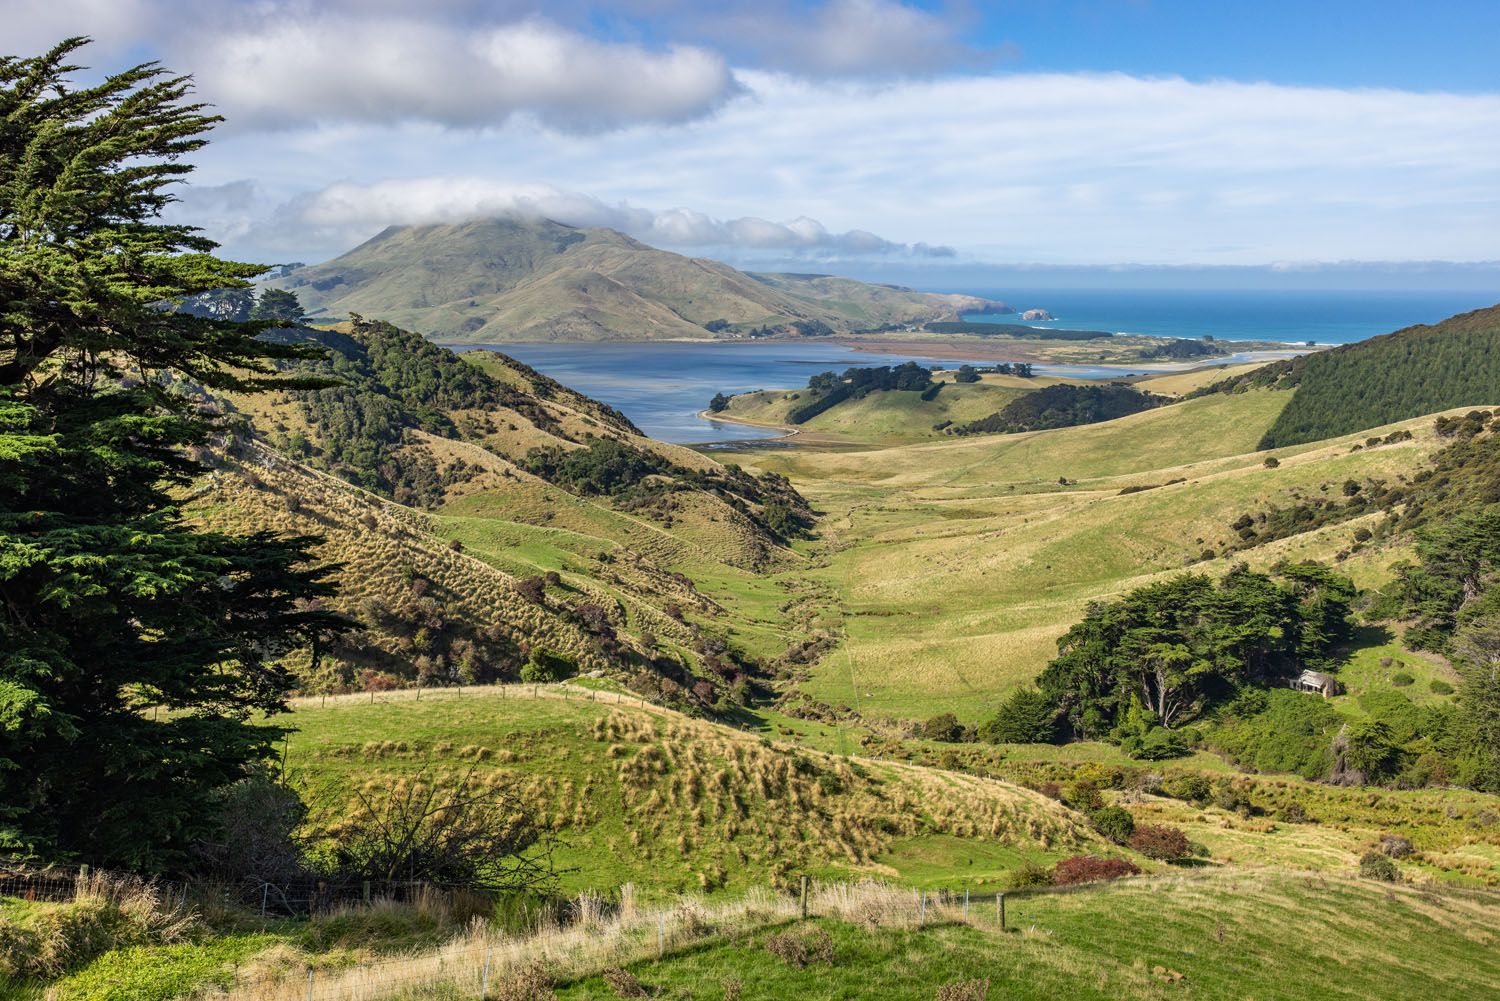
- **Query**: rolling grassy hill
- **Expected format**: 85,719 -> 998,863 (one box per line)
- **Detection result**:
274,686 -> 1103,896
718,391 -> 1477,720
268,218 -> 1003,342
190,317 -> 819,702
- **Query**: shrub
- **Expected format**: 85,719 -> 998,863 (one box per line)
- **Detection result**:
1263,456 -> 1280,468
1430,679 -> 1454,695
1127,726 -> 1189,761
1089,806 -> 1136,845
1379,834 -> 1414,859
1062,780 -> 1104,813
1005,861 -> 1054,889
922,712 -> 966,743
1162,773 -> 1212,804
765,927 -> 835,968
1277,801 -> 1311,824
1129,824 -> 1192,861
1391,672 -> 1415,687
1359,851 -> 1401,882
1052,856 -> 1141,886
520,647 -> 577,683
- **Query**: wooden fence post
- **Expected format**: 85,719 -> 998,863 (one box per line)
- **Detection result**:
480,947 -> 491,998
658,913 -> 666,955
964,887 -> 969,918
799,875 -> 809,919
362,880 -> 371,905
919,892 -> 926,928
998,893 -> 1006,932
306,968 -> 314,1001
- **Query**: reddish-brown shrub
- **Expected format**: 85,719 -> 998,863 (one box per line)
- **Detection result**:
1052,855 -> 1141,885
1129,823 -> 1191,860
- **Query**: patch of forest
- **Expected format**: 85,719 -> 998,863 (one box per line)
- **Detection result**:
953,383 -> 1168,435
783,362 -> 934,424
1253,304 -> 1500,448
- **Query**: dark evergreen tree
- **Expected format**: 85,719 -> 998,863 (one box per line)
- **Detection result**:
0,39 -> 346,869
251,287 -> 306,325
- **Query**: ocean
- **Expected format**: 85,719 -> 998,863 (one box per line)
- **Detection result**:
461,288 -> 1497,444
958,288 -> 1497,345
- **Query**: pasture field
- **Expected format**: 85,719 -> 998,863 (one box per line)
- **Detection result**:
717,393 -> 1461,720
556,872 -> 1499,1001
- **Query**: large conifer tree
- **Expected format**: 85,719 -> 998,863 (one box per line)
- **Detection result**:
0,38 -> 344,870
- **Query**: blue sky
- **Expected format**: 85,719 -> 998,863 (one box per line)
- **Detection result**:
9,1 -> 1500,288
942,1 -> 1500,92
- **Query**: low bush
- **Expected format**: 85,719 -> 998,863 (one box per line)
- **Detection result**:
1129,824 -> 1192,861
1430,679 -> 1454,695
1391,672 -> 1415,687
1089,806 -> 1136,845
921,713 -> 966,743
1005,861 -> 1055,889
1359,851 -> 1401,882
1162,773 -> 1212,804
1379,834 -> 1414,859
764,926 -> 835,968
520,646 -> 577,683
1052,856 -> 1141,886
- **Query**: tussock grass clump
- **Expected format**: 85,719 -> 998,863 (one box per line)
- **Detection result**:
935,978 -> 990,1001
0,871 -> 195,979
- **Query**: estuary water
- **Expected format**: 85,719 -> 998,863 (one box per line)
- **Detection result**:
456,339 -> 1283,444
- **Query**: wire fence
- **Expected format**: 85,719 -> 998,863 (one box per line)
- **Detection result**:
0,865 -> 500,919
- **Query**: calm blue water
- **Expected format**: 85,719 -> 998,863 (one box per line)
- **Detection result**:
960,289 -> 1497,344
458,288 -> 1497,444
457,339 -> 1285,444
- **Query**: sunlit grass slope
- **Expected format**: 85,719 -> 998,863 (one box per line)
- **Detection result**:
276,687 -> 1102,896
722,393 -> 1464,720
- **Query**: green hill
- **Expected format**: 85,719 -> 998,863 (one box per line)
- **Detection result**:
1245,304 -> 1500,447
269,218 -> 1004,342
191,318 -> 816,703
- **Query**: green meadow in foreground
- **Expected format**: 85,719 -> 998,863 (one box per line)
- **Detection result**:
557,873 -> 1500,1001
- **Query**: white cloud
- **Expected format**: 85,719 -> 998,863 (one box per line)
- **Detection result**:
273,177 -> 949,258
704,0 -> 985,76
164,58 -> 1500,267
184,11 -> 737,132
